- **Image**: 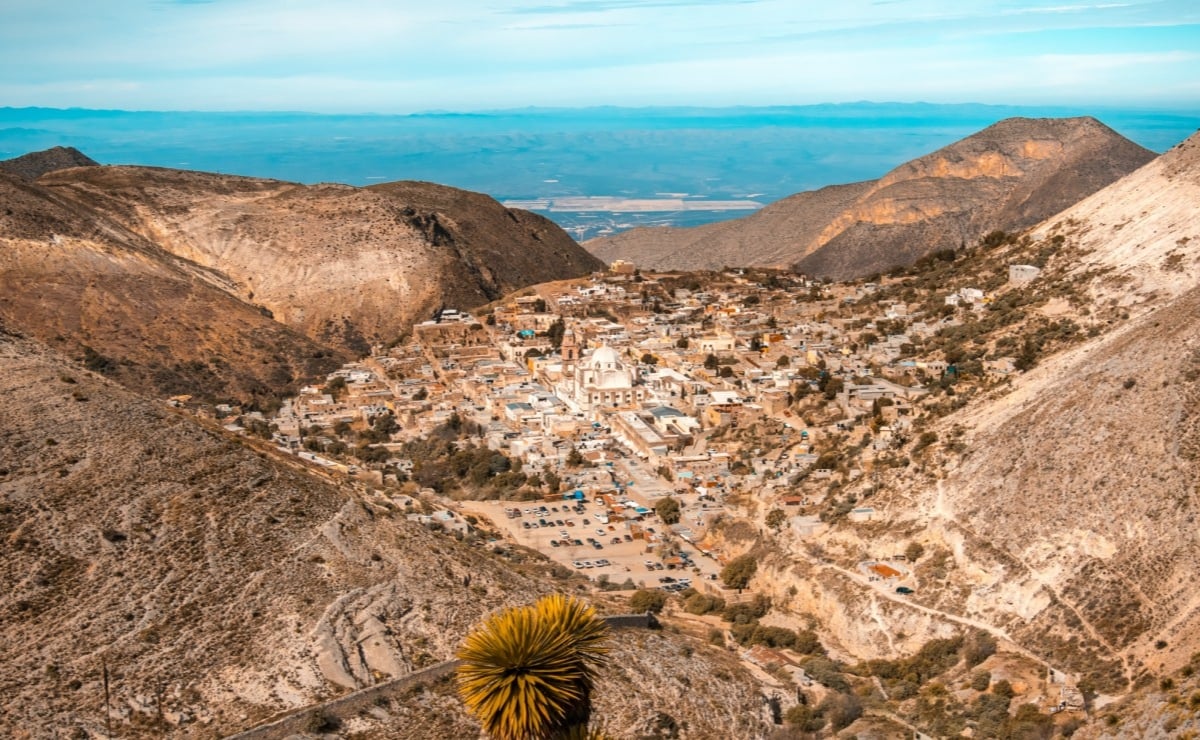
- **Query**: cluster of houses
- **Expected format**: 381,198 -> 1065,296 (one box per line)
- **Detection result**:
235,259 -> 1027,529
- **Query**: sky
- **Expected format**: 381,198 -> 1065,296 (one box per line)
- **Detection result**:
2,0 -> 1199,112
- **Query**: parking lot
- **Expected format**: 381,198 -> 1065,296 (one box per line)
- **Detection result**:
465,495 -> 724,591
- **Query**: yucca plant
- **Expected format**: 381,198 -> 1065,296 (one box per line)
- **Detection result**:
457,593 -> 610,740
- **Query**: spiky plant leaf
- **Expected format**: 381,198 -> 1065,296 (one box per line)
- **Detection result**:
457,594 -> 610,740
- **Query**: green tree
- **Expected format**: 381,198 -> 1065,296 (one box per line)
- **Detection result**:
721,554 -> 758,590
640,352 -> 658,366
704,354 -> 719,370
325,375 -> 347,398
628,589 -> 667,614
765,509 -> 787,532
655,496 -> 681,525
457,594 -> 609,740
545,318 -> 566,349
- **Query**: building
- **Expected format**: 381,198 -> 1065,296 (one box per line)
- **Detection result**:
610,259 -> 637,275
573,345 -> 645,411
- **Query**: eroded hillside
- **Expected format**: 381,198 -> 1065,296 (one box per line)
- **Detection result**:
0,172 -> 346,405
762,130 -> 1200,697
37,166 -> 603,353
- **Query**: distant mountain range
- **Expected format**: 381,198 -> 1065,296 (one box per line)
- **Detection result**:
585,117 -> 1155,278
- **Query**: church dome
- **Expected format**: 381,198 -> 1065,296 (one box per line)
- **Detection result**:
586,345 -> 621,369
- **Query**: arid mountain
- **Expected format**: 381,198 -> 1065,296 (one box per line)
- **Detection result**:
0,171 -> 346,405
37,166 -> 603,352
0,149 -> 601,402
0,331 -> 767,739
787,130 -> 1200,698
0,145 -> 98,180
586,117 -> 1155,278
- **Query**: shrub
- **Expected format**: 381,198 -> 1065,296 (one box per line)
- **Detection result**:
629,589 -> 667,614
683,593 -> 726,616
722,595 -> 771,623
784,703 -> 825,732
963,631 -> 996,667
720,554 -> 758,590
818,692 -> 862,731
803,656 -> 850,693
971,670 -> 991,691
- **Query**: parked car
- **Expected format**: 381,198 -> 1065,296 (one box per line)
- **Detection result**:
896,586 -> 914,595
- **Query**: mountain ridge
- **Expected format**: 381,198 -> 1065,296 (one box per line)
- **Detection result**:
585,116 -> 1155,278
36,164 -> 603,353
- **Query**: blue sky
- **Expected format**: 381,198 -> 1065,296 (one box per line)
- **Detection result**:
2,0 -> 1198,112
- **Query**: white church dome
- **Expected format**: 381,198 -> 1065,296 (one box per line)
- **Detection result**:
586,345 -> 621,369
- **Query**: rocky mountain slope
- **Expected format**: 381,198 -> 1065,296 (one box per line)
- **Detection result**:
0,171 -> 346,405
37,165 -> 603,352
0,145 -> 98,180
586,117 -> 1154,278
0,330 -> 766,739
797,130 -> 1200,695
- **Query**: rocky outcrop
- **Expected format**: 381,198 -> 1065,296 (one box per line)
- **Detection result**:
586,117 -> 1155,278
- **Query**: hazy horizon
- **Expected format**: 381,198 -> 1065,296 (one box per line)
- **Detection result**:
6,101 -> 1196,240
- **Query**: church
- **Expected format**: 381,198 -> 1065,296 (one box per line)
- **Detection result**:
560,328 -> 645,412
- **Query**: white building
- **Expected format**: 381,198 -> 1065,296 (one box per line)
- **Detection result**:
573,345 -> 645,412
